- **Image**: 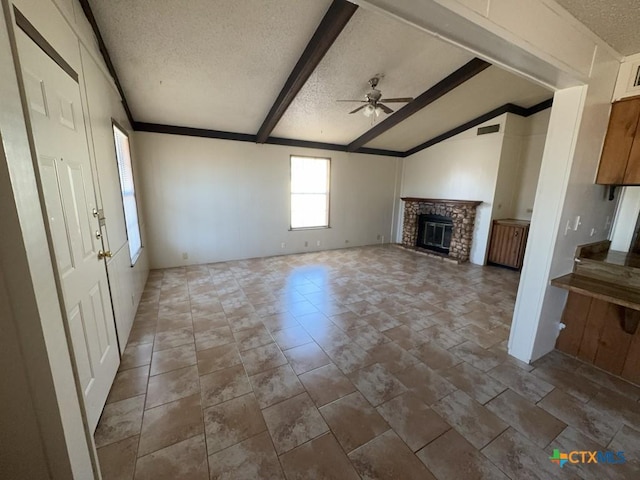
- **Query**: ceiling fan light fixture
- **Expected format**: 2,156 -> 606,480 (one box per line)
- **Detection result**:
374,106 -> 382,117
363,104 -> 375,117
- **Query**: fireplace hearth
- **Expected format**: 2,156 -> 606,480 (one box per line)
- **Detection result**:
401,197 -> 482,263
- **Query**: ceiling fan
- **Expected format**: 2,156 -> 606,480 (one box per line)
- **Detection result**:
338,77 -> 413,118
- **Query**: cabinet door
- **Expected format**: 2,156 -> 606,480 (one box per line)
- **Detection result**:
489,223 -> 528,268
512,226 -> 528,269
488,224 -> 511,266
488,224 -> 503,265
624,121 -> 640,184
596,98 -> 640,185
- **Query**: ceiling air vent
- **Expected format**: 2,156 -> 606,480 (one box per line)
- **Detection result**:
477,124 -> 500,135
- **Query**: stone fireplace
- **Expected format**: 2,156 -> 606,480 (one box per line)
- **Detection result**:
401,197 -> 482,263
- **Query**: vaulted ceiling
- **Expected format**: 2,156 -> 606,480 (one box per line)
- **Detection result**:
87,0 -> 553,156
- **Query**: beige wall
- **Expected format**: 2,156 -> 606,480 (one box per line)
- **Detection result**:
401,114 -> 508,265
362,0 -> 621,362
0,1 -> 93,474
400,110 -> 549,265
79,43 -> 149,350
526,48 -> 619,359
0,151 -> 55,480
136,132 -> 401,269
0,0 -> 629,477
1,0 -> 150,476
493,110 -> 551,222
512,110 -> 551,220
610,187 -> 640,252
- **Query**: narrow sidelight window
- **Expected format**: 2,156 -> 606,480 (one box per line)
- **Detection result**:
113,122 -> 142,264
290,155 -> 330,229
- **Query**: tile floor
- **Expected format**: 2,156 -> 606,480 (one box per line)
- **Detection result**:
95,246 -> 640,480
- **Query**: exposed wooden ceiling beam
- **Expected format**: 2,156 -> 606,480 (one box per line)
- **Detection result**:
347,58 -> 491,152
133,98 -> 553,158
255,0 -> 358,143
135,122 -> 403,157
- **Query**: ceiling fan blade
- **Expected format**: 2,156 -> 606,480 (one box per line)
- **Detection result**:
337,100 -> 367,103
379,97 -> 414,103
378,103 -> 394,114
349,105 -> 368,114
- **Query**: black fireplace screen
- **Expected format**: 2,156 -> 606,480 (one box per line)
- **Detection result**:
417,214 -> 453,254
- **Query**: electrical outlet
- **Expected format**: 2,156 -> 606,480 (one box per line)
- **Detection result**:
376,234 -> 381,240
281,242 -> 286,249
182,252 -> 189,260
316,240 -> 321,247
304,241 -> 308,247
345,239 -> 349,244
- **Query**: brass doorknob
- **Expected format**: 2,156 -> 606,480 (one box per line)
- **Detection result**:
98,250 -> 112,260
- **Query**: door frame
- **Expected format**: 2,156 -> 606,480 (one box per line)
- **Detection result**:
5,3 -> 109,477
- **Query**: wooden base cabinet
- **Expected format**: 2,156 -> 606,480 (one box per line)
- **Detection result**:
487,219 -> 530,270
556,292 -> 640,385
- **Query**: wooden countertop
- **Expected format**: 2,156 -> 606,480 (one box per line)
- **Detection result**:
580,250 -> 640,269
551,273 -> 640,311
493,218 -> 530,227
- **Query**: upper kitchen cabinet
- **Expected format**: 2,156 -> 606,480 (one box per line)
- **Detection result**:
596,95 -> 640,185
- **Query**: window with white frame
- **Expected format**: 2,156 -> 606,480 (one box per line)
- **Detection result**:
290,156 -> 330,229
113,123 -> 142,264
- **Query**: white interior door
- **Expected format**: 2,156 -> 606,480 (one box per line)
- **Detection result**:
16,28 -> 119,433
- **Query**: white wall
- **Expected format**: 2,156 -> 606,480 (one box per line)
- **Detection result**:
401,114 -> 507,265
9,0 -> 150,351
492,116 -> 524,220
136,132 -> 401,269
79,44 -> 149,351
396,111 -> 549,263
1,1 -> 95,476
362,0 -> 621,363
0,154 -> 56,480
513,49 -> 619,361
1,0 -> 151,476
0,0 -> 628,476
610,187 -> 640,251
492,110 -> 551,222
513,110 -> 551,220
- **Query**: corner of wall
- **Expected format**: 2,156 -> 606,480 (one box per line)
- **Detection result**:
391,156 -> 405,243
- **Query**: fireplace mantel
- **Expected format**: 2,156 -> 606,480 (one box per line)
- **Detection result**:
400,197 -> 482,262
401,197 -> 482,207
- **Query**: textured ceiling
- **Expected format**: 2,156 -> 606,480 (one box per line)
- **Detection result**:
88,0 -> 333,133
89,0 -> 553,152
365,66 -> 551,151
270,7 -> 473,145
555,0 -> 640,55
